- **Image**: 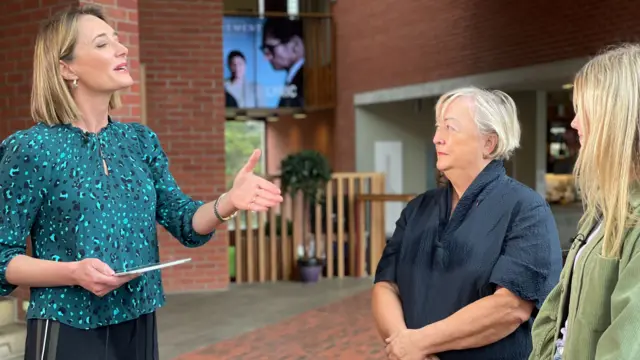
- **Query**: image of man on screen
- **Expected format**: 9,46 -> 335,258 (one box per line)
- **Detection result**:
261,18 -> 305,108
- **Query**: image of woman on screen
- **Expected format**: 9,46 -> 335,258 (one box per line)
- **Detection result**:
224,50 -> 265,108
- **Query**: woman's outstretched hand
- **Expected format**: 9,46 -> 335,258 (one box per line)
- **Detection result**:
228,149 -> 284,212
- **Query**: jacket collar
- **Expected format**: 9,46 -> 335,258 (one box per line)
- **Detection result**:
446,160 -> 506,207
442,160 -> 505,228
630,182 -> 640,210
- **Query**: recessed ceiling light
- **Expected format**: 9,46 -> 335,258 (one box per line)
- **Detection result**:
562,83 -> 573,90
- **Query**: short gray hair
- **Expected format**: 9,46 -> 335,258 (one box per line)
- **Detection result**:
435,86 -> 521,160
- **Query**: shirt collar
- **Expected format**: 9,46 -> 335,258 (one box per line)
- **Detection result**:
286,58 -> 305,83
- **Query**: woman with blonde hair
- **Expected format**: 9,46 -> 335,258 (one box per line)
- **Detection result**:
0,5 -> 282,359
530,43 -> 640,360
373,86 -> 562,360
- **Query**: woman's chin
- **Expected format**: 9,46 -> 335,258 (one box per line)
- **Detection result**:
435,160 -> 450,173
119,78 -> 134,89
113,74 -> 134,90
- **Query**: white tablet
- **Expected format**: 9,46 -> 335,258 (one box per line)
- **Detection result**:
115,258 -> 192,276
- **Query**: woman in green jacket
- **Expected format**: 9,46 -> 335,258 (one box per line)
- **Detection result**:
530,43 -> 640,360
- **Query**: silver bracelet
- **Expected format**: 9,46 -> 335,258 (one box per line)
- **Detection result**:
214,192 -> 237,221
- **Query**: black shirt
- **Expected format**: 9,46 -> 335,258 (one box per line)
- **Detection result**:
374,160 -> 563,360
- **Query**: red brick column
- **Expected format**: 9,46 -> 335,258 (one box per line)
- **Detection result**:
0,0 -> 80,319
139,0 -> 228,291
0,1 -> 140,141
0,1 -> 77,140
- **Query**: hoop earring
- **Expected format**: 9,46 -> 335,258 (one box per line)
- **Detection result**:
72,79 -> 78,88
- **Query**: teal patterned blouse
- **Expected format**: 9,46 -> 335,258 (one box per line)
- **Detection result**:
0,118 -> 215,329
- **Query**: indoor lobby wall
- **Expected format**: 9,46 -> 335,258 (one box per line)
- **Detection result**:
332,0 -> 640,172
355,99 -> 436,195
508,91 -> 547,196
265,110 -> 335,174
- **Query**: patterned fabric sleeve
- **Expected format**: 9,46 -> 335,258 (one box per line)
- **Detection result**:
132,123 -> 215,247
0,133 -> 50,295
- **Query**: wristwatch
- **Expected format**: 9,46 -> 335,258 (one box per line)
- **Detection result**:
214,192 -> 238,222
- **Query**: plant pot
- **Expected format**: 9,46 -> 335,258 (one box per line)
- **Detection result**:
299,264 -> 323,283
298,258 -> 324,283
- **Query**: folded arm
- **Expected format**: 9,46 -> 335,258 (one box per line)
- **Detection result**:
372,202 -> 414,342
416,287 -> 533,353
372,281 -> 407,341
419,201 -> 562,354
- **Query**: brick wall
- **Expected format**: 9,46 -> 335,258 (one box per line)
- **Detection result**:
0,0 -> 141,141
0,0 -> 80,321
139,0 -> 228,292
331,0 -> 640,171
0,1 -> 77,140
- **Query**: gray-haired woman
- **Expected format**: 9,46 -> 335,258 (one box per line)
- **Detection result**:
372,87 -> 563,360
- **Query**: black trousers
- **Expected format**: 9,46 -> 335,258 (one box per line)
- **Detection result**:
24,313 -> 158,360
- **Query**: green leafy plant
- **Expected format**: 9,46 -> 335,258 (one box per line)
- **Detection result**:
279,150 -> 332,263
264,214 -> 294,237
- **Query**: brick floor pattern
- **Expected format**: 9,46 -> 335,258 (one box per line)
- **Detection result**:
175,290 -> 386,360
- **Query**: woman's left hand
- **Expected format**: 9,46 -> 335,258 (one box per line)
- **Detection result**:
228,149 -> 284,212
385,329 -> 426,360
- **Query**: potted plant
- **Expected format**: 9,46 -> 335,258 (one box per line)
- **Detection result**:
280,150 -> 332,283
264,214 -> 294,238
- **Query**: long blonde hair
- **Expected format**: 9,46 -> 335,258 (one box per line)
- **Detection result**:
573,43 -> 640,258
31,5 -> 121,125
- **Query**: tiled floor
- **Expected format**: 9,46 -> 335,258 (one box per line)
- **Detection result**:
174,291 -> 382,360
157,278 -> 373,360
158,205 -> 582,359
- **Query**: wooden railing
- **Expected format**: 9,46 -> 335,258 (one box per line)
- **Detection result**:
356,194 -> 417,278
229,172 -> 388,283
